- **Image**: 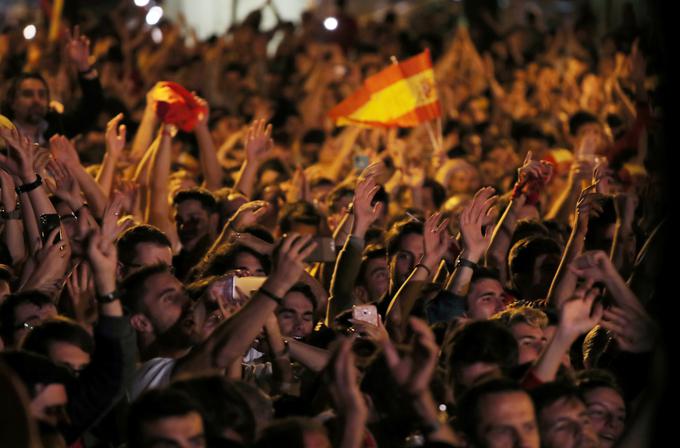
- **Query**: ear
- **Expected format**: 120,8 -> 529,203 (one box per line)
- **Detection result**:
129,313 -> 154,334
116,262 -> 126,282
353,285 -> 369,304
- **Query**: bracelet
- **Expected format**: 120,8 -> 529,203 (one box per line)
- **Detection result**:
259,287 -> 283,306
96,289 -> 121,304
455,256 -> 477,270
15,174 -> 42,194
414,263 -> 432,276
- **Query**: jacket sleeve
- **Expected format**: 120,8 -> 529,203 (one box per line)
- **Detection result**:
59,74 -> 105,139
63,315 -> 137,444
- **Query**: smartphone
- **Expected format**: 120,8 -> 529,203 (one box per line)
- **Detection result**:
305,237 -> 336,263
353,154 -> 370,171
39,214 -> 62,243
233,276 -> 267,301
352,304 -> 378,326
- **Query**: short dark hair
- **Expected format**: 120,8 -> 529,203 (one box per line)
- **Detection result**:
0,291 -> 53,345
1,72 -> 50,119
443,320 -> 518,388
0,350 -> 72,398
21,317 -> 94,358
510,220 -> 550,249
284,282 -> 317,311
119,264 -> 173,313
508,236 -> 562,283
116,224 -> 171,266
470,266 -> 501,288
385,220 -> 424,259
173,188 -> 217,213
456,378 -> 529,445
575,369 -> 624,398
326,185 -> 354,214
189,243 -> 271,281
127,388 -> 204,448
170,376 -> 256,444
423,178 -> 447,209
569,110 -> 600,136
357,244 -> 387,287
279,201 -> 322,234
530,381 -> 585,416
301,129 -> 326,145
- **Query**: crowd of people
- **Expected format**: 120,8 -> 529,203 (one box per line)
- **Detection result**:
0,1 -> 669,447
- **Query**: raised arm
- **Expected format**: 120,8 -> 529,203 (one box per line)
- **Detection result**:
327,175 -> 383,322
174,234 -> 317,375
50,135 -> 108,218
145,125 -> 178,248
96,113 -> 126,197
386,212 -> 450,341
193,96 -> 223,191
546,184 -> 603,310
129,91 -> 160,163
0,170 -> 26,263
234,119 -> 273,199
447,187 -> 497,295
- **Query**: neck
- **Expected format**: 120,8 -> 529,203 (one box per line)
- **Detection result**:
14,119 -> 42,141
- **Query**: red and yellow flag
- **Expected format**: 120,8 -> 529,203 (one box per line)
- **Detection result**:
328,49 -> 441,128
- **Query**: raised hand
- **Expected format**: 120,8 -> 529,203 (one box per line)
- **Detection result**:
422,211 -> 451,268
64,25 -> 93,73
86,229 -> 117,295
575,183 -> 605,228
49,134 -> 80,167
46,159 -> 82,208
558,286 -> 604,338
601,305 -> 657,353
101,192 -> 126,246
22,227 -> 71,295
517,151 -> 553,186
65,262 -> 96,325
352,176 -> 383,236
105,113 -> 126,159
267,234 -> 317,296
348,314 -> 390,348
227,200 -> 270,232
192,93 -> 210,128
244,119 -> 273,165
568,250 -> 614,284
613,191 -> 638,230
459,186 -> 497,261
592,157 -> 614,194
0,126 -> 36,182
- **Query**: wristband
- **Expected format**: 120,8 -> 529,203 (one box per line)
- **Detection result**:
414,263 -> 432,276
96,289 -> 121,304
259,287 -> 283,306
455,256 -> 477,270
16,174 -> 42,194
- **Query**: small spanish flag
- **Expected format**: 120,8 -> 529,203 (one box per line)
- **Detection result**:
328,49 -> 441,128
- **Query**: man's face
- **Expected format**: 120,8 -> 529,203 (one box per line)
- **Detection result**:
13,78 -> 48,124
475,391 -> 540,448
467,278 -> 506,320
276,291 -> 314,340
391,232 -> 423,288
48,341 -> 91,376
141,272 -> 199,348
141,411 -> 206,448
175,200 -> 212,246
511,323 -> 547,365
362,257 -> 388,301
583,387 -> 625,448
538,397 -> 599,448
13,302 -> 58,347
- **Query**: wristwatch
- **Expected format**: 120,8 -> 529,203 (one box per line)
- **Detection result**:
96,289 -> 121,304
454,255 -> 478,270
0,207 -> 21,220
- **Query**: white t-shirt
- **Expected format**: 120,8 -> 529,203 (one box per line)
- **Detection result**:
129,357 -> 176,401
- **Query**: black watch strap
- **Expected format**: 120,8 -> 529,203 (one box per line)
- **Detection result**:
16,174 -> 42,194
97,290 -> 121,304
455,256 -> 478,270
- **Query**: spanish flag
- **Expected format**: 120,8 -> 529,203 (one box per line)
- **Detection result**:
328,49 -> 441,128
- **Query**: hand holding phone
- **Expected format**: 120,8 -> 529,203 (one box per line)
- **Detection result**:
352,304 -> 378,327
